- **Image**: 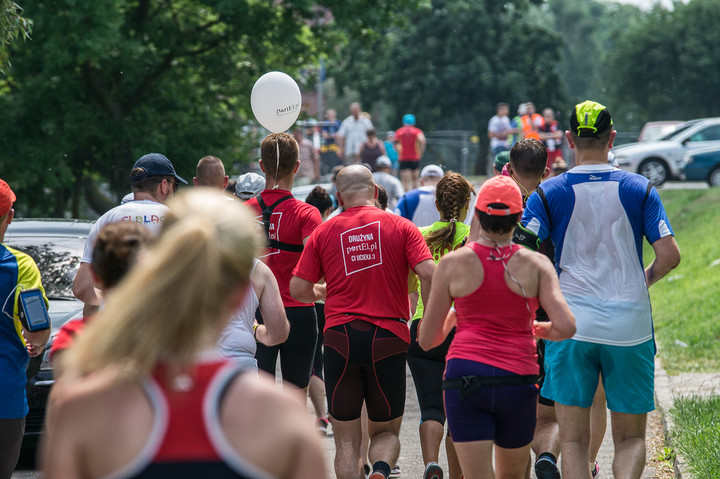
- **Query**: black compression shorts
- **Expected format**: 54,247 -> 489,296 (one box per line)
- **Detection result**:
407,320 -> 455,425
255,305 -> 318,389
323,320 -> 408,422
399,160 -> 420,171
312,303 -> 326,380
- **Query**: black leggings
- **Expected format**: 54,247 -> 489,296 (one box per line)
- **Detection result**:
311,303 -> 326,381
323,320 -> 408,422
0,417 -> 25,478
407,320 -> 455,425
255,306 -> 317,389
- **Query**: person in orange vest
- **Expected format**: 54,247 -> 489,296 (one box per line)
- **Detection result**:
521,102 -> 544,141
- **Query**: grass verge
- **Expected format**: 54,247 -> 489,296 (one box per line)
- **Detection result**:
644,188 -> 720,374
669,394 -> 720,476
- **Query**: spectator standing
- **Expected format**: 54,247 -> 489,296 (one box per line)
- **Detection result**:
372,156 -> 404,210
521,102 -> 544,141
395,114 -> 427,191
539,108 -> 564,171
244,133 -> 323,390
487,102 -> 515,156
395,164 -> 443,227
321,109 -> 342,170
290,165 -> 436,479
359,129 -> 387,171
193,155 -> 229,189
72,153 -> 186,316
293,126 -> 321,186
384,131 -> 400,171
337,102 -> 374,165
0,180 -> 50,479
521,101 -> 681,478
508,103 -> 527,146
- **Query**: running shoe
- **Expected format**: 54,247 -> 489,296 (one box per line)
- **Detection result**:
315,417 -> 330,435
591,461 -> 600,478
534,454 -> 561,479
389,463 -> 401,478
423,461 -> 443,479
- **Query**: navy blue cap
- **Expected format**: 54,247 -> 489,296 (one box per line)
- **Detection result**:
130,153 -> 187,184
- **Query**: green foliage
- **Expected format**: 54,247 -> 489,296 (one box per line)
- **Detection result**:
0,0 -> 415,217
0,0 -> 32,74
332,0 -> 567,133
607,0 -> 720,127
670,395 -> 720,476
643,188 -> 720,374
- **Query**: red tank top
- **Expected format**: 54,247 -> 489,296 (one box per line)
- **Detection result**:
447,242 -> 539,375
118,358 -> 269,479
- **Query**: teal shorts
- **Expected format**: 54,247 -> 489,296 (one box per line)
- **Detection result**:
542,339 -> 655,414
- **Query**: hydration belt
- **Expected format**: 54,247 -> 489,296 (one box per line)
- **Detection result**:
257,194 -> 304,253
443,374 -> 539,399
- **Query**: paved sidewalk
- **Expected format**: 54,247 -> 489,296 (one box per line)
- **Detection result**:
318,357 -> 719,479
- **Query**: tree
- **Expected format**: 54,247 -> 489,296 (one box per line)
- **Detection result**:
0,0 -> 416,217
606,0 -> 720,126
0,0 -> 32,74
331,0 -> 566,134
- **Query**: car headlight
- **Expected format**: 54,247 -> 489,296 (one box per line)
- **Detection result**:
614,155 -> 630,166
39,346 -> 53,372
680,153 -> 693,167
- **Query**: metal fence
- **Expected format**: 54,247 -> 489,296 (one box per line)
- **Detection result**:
423,130 -> 481,177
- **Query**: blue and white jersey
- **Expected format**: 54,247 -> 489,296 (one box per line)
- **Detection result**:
395,186 -> 439,227
522,164 -> 673,346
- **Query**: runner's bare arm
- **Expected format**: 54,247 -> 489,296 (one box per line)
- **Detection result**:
418,259 -> 453,351
72,262 -> 103,306
645,235 -> 681,287
414,259 -> 435,313
289,276 -> 321,304
534,256 -> 576,342
254,262 -> 290,346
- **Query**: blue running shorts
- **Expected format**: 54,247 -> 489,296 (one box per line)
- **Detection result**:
542,339 -> 655,414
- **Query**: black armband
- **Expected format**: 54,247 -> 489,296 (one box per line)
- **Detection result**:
513,224 -> 541,251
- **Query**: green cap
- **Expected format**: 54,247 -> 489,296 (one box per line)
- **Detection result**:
570,100 -> 613,138
494,150 -> 510,171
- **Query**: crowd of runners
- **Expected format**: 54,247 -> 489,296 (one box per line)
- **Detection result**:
0,100 -> 681,479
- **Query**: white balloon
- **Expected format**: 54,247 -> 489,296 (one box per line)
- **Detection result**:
250,71 -> 302,133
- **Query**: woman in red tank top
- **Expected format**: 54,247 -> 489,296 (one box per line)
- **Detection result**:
418,176 -> 575,479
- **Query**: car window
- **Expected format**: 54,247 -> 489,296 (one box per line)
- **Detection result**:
662,122 -> 699,141
687,125 -> 720,143
7,236 -> 85,298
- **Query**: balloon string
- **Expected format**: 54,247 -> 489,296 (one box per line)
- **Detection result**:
273,138 -> 280,189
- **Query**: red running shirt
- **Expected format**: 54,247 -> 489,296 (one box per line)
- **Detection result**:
395,126 -> 423,161
245,189 -> 322,308
448,242 -> 539,375
293,206 -> 432,343
49,317 -> 88,361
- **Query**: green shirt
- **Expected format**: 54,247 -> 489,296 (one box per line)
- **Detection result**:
412,221 -> 470,321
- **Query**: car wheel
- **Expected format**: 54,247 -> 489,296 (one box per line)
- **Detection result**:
709,166 -> 720,187
638,158 -> 669,186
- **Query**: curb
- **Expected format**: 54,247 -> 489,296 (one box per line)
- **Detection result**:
654,356 -> 691,479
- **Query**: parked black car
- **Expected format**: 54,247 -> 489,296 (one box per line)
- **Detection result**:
4,219 -> 92,458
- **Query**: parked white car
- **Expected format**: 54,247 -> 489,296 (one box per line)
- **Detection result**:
612,118 -> 720,186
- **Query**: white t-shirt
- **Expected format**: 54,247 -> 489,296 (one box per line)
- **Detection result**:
372,171 -> 405,209
488,115 -> 512,150
81,200 -> 168,263
337,115 -> 374,157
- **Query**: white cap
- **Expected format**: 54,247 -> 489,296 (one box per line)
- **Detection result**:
420,164 -> 444,178
235,172 -> 265,199
376,156 -> 392,168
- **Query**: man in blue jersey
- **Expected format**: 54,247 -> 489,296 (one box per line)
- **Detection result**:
521,101 -> 681,479
0,179 -> 50,478
395,164 -> 443,227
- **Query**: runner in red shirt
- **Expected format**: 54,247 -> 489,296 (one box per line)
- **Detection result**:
244,133 -> 322,389
395,114 -> 427,192
290,165 -> 436,479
